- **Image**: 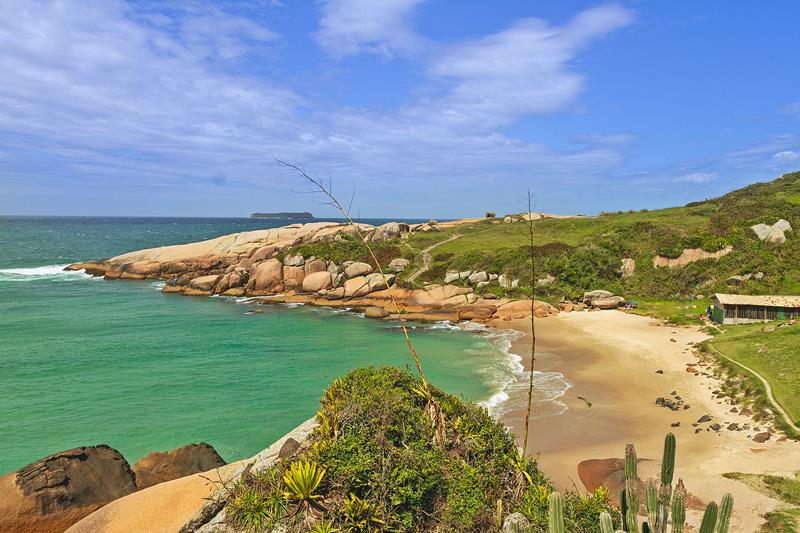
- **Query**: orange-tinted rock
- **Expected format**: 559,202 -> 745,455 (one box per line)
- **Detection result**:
283,265 -> 305,289
0,445 -> 137,533
344,276 -> 370,298
302,271 -> 334,292
247,259 -> 283,294
132,443 -> 225,490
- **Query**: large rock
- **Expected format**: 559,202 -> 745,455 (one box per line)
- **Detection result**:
468,271 -> 488,285
751,219 -> 792,244
365,272 -> 396,292
592,296 -> 625,309
344,276 -> 371,298
459,304 -> 497,320
302,271 -> 334,292
283,254 -> 305,267
621,258 -> 636,277
247,259 -> 283,294
0,445 -> 137,533
444,270 -> 460,283
370,222 -> 409,241
125,261 -> 161,277
189,275 -> 221,292
583,290 -> 614,305
304,259 -> 327,275
344,262 -> 373,278
727,274 -> 751,286
133,443 -> 225,490
388,258 -> 409,273
283,265 -> 305,288
495,300 -> 556,319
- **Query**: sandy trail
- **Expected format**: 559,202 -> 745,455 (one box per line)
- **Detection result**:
492,311 -> 800,532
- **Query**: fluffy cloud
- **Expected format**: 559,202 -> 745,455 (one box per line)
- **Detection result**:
0,1 -> 644,216
315,0 -> 427,58
426,4 -> 634,128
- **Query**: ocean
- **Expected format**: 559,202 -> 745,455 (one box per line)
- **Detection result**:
0,216 -> 568,475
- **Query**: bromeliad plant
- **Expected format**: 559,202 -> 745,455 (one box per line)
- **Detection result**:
282,459 -> 327,515
545,433 -> 734,533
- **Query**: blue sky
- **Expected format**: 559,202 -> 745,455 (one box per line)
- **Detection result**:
1,1 -> 799,218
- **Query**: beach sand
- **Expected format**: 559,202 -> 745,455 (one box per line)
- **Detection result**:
492,310 -> 800,532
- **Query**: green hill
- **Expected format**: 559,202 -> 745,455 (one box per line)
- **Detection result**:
290,171 -> 800,302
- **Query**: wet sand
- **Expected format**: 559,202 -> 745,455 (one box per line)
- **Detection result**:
492,311 -> 800,532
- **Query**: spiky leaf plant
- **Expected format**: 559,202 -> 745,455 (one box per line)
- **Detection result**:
283,460 -> 326,504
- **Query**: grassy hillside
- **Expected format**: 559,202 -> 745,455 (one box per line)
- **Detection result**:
290,171 -> 800,302
432,171 -> 800,300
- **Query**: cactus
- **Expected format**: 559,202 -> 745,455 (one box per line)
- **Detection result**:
548,491 -> 565,533
661,433 -> 676,485
699,502 -> 718,533
624,443 -> 639,532
670,481 -> 686,533
646,480 -> 658,527
716,494 -> 733,533
600,512 -> 615,533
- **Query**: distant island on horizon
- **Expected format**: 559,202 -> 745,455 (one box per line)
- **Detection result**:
250,212 -> 315,220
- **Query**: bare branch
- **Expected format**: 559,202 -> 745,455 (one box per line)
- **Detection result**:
274,157 -> 429,389
522,190 -> 537,458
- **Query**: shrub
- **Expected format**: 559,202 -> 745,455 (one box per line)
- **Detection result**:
224,367 -> 617,532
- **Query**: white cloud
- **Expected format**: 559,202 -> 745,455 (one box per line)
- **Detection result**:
315,0 -> 428,58
674,172 -> 717,183
423,4 -> 634,128
0,1 -> 637,216
772,150 -> 800,161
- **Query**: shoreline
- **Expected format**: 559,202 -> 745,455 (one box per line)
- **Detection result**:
490,311 -> 800,532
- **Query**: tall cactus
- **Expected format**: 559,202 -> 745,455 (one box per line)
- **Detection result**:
670,480 -> 686,533
645,480 -> 658,526
698,502 -> 718,533
654,432 -> 676,533
661,433 -> 676,485
548,491 -> 565,533
624,443 -> 639,532
716,494 -> 733,533
599,511 -> 615,533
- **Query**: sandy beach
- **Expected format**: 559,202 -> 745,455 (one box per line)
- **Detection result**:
493,310 -> 800,532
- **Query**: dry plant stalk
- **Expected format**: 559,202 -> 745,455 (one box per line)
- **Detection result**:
522,191 -> 537,458
275,160 -> 439,396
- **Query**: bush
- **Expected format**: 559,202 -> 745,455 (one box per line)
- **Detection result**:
225,367 -> 617,532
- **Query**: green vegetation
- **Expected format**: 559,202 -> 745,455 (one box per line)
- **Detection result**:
283,172 -> 800,302
625,297 -> 712,325
723,471 -> 800,532
704,323 -> 800,429
224,366 -> 618,532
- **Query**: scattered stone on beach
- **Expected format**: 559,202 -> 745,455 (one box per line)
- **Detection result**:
727,423 -> 740,431
697,415 -> 712,423
686,366 -> 698,374
752,432 -> 771,443
670,338 -> 677,343
710,423 -> 721,432
655,369 -> 664,374
671,422 -> 680,427
739,408 -> 753,416
133,443 -> 225,490
0,445 -> 137,533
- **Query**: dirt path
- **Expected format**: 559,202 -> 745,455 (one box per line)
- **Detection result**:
406,233 -> 462,283
706,344 -> 800,433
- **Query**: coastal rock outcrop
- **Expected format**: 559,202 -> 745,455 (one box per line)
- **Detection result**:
0,445 -> 137,533
302,271 -> 334,292
247,259 -> 284,294
344,262 -> 373,278
133,443 -> 226,490
370,222 -> 409,241
751,219 -> 792,244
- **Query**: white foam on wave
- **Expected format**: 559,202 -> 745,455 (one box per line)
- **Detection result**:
452,322 -> 572,418
0,264 -> 93,281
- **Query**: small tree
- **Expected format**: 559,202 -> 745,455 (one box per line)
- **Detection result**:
485,211 -> 496,218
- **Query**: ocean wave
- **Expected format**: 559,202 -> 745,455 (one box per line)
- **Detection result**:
454,323 -> 571,418
0,264 -> 93,281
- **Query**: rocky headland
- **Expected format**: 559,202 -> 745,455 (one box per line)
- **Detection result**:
65,219 -> 589,323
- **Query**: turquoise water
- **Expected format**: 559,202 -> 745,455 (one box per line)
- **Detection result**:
0,217 -> 523,474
